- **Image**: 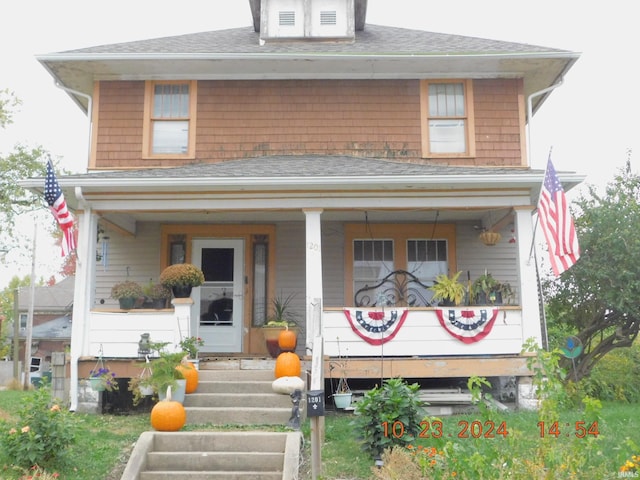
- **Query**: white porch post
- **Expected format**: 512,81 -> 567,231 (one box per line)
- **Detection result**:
514,206 -> 543,346
303,209 -> 324,355
69,206 -> 98,411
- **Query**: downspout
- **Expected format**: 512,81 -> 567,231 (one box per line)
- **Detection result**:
52,82 -> 92,411
526,79 -> 564,350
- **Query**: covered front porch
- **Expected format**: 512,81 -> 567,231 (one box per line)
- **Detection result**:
56,158 -> 574,409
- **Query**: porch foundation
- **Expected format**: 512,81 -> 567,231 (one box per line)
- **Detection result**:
516,376 -> 540,410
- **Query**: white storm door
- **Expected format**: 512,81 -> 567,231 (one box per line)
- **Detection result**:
192,239 -> 244,353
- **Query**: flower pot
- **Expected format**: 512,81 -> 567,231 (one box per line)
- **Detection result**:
333,392 -> 352,409
158,379 -> 187,403
139,385 -> 154,396
263,327 -> 299,358
118,297 -> 137,310
89,378 -> 106,392
171,285 -> 193,298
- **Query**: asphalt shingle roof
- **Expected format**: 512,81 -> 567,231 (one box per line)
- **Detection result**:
60,24 -> 569,57
69,156 -> 542,180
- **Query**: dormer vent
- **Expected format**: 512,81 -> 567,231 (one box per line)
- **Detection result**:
320,11 -> 337,26
258,0 -> 356,44
279,11 -> 296,26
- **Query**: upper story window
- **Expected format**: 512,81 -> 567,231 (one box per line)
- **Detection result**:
143,80 -> 197,159
420,80 -> 475,157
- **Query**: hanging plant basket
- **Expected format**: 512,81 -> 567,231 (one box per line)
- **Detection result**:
479,231 -> 502,246
90,377 -> 106,392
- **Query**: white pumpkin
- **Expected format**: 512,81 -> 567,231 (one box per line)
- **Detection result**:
272,375 -> 305,394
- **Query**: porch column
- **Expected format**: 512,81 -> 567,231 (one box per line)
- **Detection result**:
514,206 -> 543,345
303,208 -> 323,355
69,205 -> 98,411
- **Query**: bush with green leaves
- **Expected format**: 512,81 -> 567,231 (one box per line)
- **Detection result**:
579,340 -> 640,402
352,377 -> 426,458
0,383 -> 76,469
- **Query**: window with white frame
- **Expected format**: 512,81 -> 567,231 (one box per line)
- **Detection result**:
353,239 -> 394,305
346,224 -> 457,307
421,80 -> 475,157
143,81 -> 197,158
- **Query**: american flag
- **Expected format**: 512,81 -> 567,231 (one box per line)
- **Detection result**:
537,157 -> 580,276
45,159 -> 76,256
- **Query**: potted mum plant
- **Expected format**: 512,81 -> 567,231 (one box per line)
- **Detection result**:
159,263 -> 205,298
110,280 -> 143,310
142,281 -> 172,309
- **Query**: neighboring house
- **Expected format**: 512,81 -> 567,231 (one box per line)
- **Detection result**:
23,0 -> 582,408
11,276 -> 74,372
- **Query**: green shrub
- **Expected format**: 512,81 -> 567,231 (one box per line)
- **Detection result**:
352,377 -> 426,458
579,341 -> 640,402
0,383 -> 76,469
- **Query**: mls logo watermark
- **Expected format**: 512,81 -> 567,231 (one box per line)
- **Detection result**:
619,471 -> 639,478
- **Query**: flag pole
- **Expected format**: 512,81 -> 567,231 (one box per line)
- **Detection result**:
23,221 -> 37,390
528,147 -> 553,263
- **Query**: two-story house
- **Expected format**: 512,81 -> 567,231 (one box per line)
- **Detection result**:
24,0 -> 582,409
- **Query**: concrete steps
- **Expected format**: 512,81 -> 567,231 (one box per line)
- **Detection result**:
120,360 -> 304,479
123,431 -> 301,480
184,368 -> 297,426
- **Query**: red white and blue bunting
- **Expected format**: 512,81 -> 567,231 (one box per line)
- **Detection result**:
343,309 -> 409,345
435,308 -> 499,344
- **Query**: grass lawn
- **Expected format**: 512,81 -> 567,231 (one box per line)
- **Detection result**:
1,389 -> 638,479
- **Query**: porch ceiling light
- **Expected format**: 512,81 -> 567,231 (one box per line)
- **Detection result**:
479,231 -> 501,246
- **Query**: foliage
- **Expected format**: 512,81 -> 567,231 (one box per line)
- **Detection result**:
0,145 -> 49,240
0,89 -> 21,128
89,366 -> 119,392
142,281 -> 171,300
178,336 -> 204,358
159,263 -> 205,287
266,292 -> 298,326
371,445 -> 449,479
428,271 -> 466,305
147,351 -> 186,395
577,339 -> 640,402
0,276 -> 32,358
472,272 -> 513,304
352,377 -> 425,458
110,280 -> 143,300
544,160 -> 640,380
0,383 -> 76,470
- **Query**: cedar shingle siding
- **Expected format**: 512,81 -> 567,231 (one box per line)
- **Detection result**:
93,78 -> 523,168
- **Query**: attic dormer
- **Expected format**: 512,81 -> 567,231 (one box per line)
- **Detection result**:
251,0 -> 367,44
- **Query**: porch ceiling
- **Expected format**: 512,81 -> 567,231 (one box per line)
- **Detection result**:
100,207 -> 501,225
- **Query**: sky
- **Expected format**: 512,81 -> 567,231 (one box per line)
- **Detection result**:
0,0 -> 638,287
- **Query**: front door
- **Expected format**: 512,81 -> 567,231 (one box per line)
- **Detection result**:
192,238 -> 244,353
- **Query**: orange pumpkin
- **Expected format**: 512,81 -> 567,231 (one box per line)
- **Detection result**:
150,386 -> 186,431
277,328 -> 297,352
176,359 -> 199,394
274,351 -> 301,378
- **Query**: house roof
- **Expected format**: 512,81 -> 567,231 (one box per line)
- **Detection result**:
18,276 -> 75,312
31,315 -> 72,340
8,314 -> 72,341
37,24 -> 579,116
33,155 -> 584,192
20,156 -> 584,227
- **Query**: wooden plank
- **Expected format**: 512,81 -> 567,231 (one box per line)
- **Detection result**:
323,355 -> 533,379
